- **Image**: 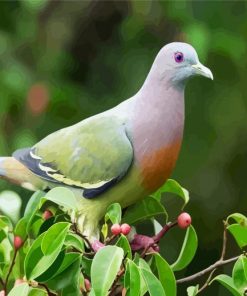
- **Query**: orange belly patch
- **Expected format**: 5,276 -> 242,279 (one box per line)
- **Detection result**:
140,140 -> 182,193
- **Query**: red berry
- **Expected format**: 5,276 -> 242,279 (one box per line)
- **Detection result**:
14,236 -> 23,250
111,224 -> 122,235
177,212 -> 192,229
121,223 -> 131,235
42,210 -> 53,220
84,278 -> 91,292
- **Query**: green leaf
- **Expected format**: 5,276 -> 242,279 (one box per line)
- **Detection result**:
36,251 -> 81,282
25,222 -> 70,280
171,225 -> 198,271
140,268 -> 166,296
81,256 -> 92,276
210,274 -> 241,296
15,217 -> 28,239
8,283 -> 30,296
25,191 -> 46,233
64,233 -> 84,252
44,187 -> 79,211
28,288 -> 47,296
0,190 -> 22,223
152,179 -> 189,209
105,203 -> 122,224
47,257 -> 81,292
116,234 -> 132,260
187,285 -> 199,296
232,255 -> 247,292
91,246 -> 124,296
122,196 -> 167,225
227,213 -> 247,226
124,260 -> 141,296
227,224 -> 247,248
24,191 -> 45,218
101,223 -> 108,240
41,222 -> 70,255
0,215 -> 13,234
153,253 -> 176,296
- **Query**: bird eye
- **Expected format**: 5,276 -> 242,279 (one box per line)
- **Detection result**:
174,52 -> 184,63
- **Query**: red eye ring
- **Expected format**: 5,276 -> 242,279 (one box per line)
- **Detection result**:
174,52 -> 184,63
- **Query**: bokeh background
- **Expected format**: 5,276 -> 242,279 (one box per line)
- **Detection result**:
0,1 -> 246,295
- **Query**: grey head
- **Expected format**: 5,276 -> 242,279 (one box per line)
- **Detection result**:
150,42 -> 213,87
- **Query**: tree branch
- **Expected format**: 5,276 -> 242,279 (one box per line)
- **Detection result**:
152,221 -> 178,243
177,256 -> 239,284
220,221 -> 227,260
4,249 -> 18,292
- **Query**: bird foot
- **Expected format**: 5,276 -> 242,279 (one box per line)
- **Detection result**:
130,234 -> 160,253
91,240 -> 105,252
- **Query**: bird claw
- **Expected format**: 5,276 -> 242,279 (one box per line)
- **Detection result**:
91,240 -> 105,252
130,234 -> 159,253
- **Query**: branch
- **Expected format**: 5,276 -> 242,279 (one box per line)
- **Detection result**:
152,221 -> 178,243
38,283 -> 57,296
197,268 -> 216,294
220,221 -> 227,260
72,223 -> 94,252
4,249 -> 18,292
177,256 -> 239,284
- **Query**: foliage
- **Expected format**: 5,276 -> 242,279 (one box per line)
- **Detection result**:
0,179 -> 245,295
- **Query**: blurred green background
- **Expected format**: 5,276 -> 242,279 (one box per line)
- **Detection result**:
0,0 -> 246,294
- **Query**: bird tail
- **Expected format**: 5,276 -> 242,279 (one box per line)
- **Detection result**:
0,157 -> 45,191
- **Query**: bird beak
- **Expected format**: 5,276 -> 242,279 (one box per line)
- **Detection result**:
192,62 -> 213,80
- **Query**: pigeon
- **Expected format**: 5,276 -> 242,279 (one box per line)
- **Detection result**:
0,42 -> 213,241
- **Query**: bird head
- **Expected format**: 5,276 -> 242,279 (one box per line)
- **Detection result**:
153,42 -> 213,85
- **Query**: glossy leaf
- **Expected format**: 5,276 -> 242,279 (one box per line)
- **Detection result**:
124,260 -> 141,296
187,285 -> 199,296
91,246 -> 124,296
105,203 -> 121,224
171,225 -> 198,271
122,196 -> 167,225
41,222 -> 70,255
227,213 -> 247,226
227,224 -> 247,248
154,253 -> 176,296
116,234 -> 132,259
28,288 -> 47,296
64,233 -> 84,252
210,274 -> 241,296
25,223 -> 70,279
232,255 -> 247,292
140,268 -> 166,296
45,187 -> 79,211
152,179 -> 189,209
47,257 -> 81,292
8,283 -> 29,296
0,190 -> 22,223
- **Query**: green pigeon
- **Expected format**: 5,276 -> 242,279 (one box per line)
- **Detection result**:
0,42 -> 213,241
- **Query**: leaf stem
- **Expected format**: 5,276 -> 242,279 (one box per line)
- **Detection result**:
176,256 -> 239,284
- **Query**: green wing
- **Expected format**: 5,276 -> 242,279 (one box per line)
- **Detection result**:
13,115 -> 133,198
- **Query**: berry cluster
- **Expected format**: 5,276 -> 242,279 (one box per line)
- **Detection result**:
111,223 -> 131,236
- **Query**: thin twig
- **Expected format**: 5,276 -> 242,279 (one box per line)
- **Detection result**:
4,249 -> 18,292
197,268 -> 217,294
220,221 -> 227,260
152,221 -> 178,243
177,256 -> 239,284
0,278 -> 4,287
38,283 -> 57,296
72,223 -> 94,252
109,268 -> 125,296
